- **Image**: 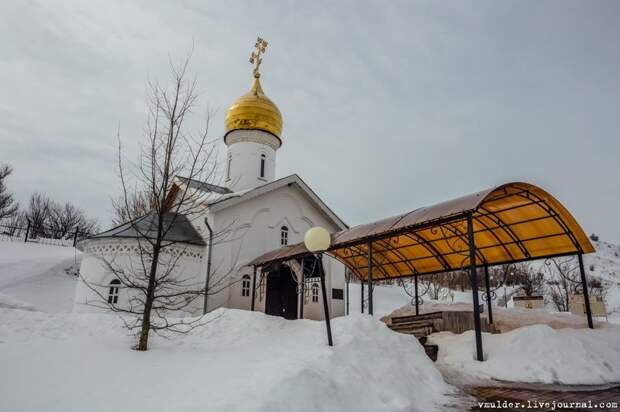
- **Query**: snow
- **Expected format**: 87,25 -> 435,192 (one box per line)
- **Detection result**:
348,282 -> 413,318
0,241 -> 456,412
584,240 -> 620,320
0,242 -> 80,312
0,308 -> 455,412
429,323 -> 620,386
2,238 -> 620,410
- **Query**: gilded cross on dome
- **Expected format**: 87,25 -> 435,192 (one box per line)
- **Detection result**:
249,37 -> 268,78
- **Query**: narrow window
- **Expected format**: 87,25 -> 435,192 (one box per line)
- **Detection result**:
108,279 -> 120,304
241,275 -> 251,297
304,282 -> 310,304
280,226 -> 289,246
311,283 -> 319,303
226,153 -> 232,180
260,154 -> 266,178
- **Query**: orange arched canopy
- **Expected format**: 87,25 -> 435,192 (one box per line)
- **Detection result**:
250,182 -> 594,280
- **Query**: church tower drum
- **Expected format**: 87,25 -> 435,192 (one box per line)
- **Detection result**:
224,38 -> 283,192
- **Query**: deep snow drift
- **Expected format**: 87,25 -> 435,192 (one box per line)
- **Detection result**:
0,308 -> 456,412
429,323 -> 620,386
0,242 -> 80,312
0,242 -> 458,411
2,239 -> 620,412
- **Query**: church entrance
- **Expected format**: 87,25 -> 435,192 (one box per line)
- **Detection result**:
265,264 -> 298,320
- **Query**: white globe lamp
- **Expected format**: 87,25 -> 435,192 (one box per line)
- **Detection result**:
304,227 -> 331,253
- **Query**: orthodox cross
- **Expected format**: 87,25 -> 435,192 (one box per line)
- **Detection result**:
249,37 -> 268,78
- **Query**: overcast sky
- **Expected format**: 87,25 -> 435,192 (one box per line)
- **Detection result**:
1,0 -> 619,242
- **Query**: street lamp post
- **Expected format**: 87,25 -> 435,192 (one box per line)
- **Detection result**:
304,227 -> 333,347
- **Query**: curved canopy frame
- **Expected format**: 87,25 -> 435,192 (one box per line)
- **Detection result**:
250,182 -> 594,281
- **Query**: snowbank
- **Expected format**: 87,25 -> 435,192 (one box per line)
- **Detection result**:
0,242 -> 80,312
429,324 -> 620,386
348,282 -> 413,318
0,308 -> 455,412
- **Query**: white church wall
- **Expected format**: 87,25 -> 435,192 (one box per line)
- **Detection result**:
206,183 -> 346,319
74,239 -> 205,316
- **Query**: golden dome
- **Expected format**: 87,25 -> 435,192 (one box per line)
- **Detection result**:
224,76 -> 283,141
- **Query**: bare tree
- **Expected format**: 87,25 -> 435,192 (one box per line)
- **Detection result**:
420,273 -> 449,300
512,262 -> 544,297
82,55 -> 231,351
111,190 -> 151,225
2,210 -> 26,236
25,193 -> 52,237
545,257 -> 581,312
48,201 -> 99,238
0,164 -> 19,220
587,277 -> 607,301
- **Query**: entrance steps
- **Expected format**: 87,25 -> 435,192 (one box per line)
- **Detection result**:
386,310 -> 497,362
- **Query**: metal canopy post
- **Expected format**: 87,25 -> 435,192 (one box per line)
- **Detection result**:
345,269 -> 350,316
414,275 -> 419,316
577,254 -> 594,329
467,213 -> 484,361
361,281 -> 365,314
483,265 -> 493,324
299,259 -> 305,319
251,266 -> 257,311
317,253 -> 333,346
367,241 -> 374,316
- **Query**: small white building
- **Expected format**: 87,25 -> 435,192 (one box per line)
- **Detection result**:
75,62 -> 348,321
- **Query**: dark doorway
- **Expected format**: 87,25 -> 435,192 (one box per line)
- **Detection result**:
265,264 -> 298,320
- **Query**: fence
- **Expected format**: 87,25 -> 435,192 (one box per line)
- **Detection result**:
0,221 -> 91,248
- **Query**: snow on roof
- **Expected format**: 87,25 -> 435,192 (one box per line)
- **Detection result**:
86,211 -> 205,246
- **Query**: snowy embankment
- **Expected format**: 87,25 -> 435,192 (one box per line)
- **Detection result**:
0,308 -> 455,412
0,240 -> 456,412
0,242 -> 80,312
429,323 -> 620,386
586,240 -> 620,322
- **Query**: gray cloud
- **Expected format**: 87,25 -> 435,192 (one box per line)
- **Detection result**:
1,0 -> 618,242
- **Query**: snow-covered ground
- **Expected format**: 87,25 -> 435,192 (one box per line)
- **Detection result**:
585,240 -> 620,322
0,241 -> 457,412
0,308 -> 456,412
2,239 -> 620,412
429,323 -> 620,386
0,242 -> 80,312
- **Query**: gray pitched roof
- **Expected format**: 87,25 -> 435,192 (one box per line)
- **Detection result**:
87,211 -> 205,246
176,176 -> 232,195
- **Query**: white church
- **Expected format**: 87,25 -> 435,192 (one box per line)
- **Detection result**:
75,41 -> 347,321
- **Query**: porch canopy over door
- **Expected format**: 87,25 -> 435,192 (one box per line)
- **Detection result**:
249,182 -> 594,280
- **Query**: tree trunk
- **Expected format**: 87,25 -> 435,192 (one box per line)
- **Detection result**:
137,243 -> 160,351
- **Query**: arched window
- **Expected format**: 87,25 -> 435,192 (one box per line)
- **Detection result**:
280,226 -> 289,246
311,283 -> 319,303
241,275 -> 251,297
259,153 -> 266,178
226,153 -> 232,180
108,279 -> 120,304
